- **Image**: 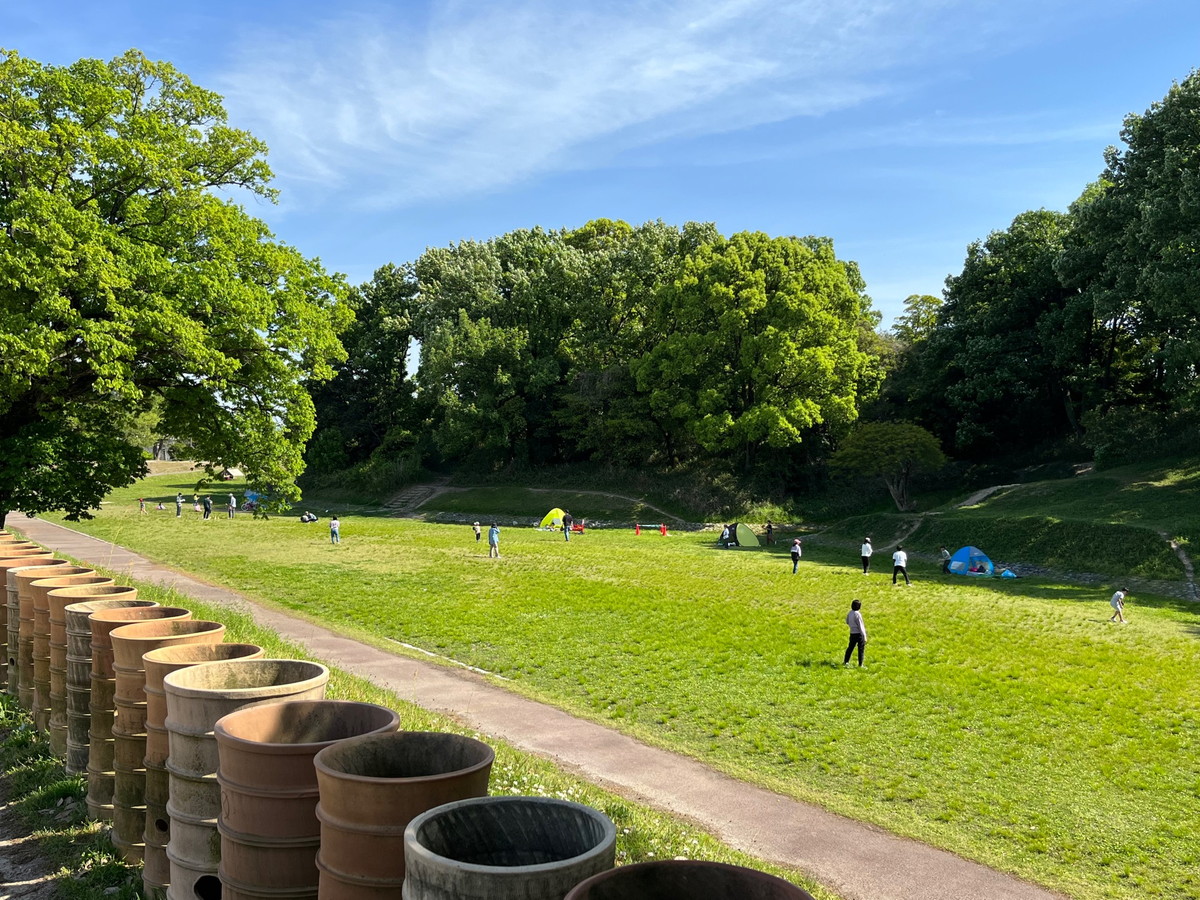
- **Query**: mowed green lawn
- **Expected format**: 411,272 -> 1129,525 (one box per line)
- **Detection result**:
43,475 -> 1200,900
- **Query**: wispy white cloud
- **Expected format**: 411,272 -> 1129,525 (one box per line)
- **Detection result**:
216,0 -> 1100,209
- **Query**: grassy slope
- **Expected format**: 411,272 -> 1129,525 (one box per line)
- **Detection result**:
37,472 -> 1200,900
810,459 -> 1200,580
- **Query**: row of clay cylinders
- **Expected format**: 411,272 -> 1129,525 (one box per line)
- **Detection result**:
85,606 -> 193,832
63,592 -> 154,774
2,549 -> 57,695
163,659 -> 330,900
142,644 -> 266,900
107,616 -> 228,863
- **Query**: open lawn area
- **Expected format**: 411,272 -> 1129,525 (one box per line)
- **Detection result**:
42,474 -> 1200,900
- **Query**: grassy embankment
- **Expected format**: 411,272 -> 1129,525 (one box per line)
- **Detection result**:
33,467 -> 1200,900
0,563 -> 836,900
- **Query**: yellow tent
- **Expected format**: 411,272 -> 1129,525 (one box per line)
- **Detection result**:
539,507 -> 566,529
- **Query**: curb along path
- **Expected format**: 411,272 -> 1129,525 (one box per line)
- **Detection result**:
11,517 -> 1064,900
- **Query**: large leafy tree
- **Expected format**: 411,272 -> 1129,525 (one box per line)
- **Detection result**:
830,422 -> 945,511
912,210 -> 1081,456
1058,70 -> 1200,449
633,232 -> 878,469
0,50 -> 350,527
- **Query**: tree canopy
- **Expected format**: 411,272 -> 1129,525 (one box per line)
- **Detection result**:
830,422 -> 945,511
0,50 -> 351,526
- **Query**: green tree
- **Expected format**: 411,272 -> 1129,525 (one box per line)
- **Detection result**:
912,210 -> 1080,455
830,422 -> 946,511
891,294 -> 942,346
1057,70 -> 1200,457
0,50 -> 350,527
634,232 -> 878,469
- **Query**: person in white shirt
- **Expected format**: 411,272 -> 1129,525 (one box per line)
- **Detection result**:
844,599 -> 867,667
892,545 -> 910,586
860,537 -> 872,574
1109,587 -> 1129,624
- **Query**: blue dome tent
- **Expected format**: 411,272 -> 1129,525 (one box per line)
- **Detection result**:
948,546 -> 994,576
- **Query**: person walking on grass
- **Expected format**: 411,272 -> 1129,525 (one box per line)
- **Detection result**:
892,545 -> 911,586
329,515 -> 340,544
844,599 -> 867,667
488,523 -> 501,558
1109,587 -> 1129,624
472,522 -> 482,542
860,537 -> 872,574
790,538 -> 802,574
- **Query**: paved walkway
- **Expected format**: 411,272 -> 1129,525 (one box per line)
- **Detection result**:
10,518 -> 1065,900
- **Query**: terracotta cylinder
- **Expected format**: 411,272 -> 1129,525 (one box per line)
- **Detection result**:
87,606 -> 191,826
163,660 -> 329,900
400,797 -> 616,900
215,700 -> 401,898
61,593 -> 153,774
107,619 -> 225,864
29,567 -> 97,733
4,555 -> 62,701
12,559 -> 72,709
312,731 -> 494,896
142,643 -> 266,900
564,860 -> 817,900
1,549 -> 52,693
42,577 -> 116,757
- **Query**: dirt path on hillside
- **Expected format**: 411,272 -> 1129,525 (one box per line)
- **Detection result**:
398,483 -> 689,524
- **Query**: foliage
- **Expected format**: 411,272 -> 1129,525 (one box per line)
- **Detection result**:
311,219 -> 882,487
46,478 -> 1200,900
830,422 -> 945,511
0,49 -> 351,528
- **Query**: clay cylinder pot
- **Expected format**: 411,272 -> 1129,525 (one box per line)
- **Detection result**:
87,606 -> 188,823
28,568 -> 96,734
40,576 -> 114,757
215,700 -> 401,899
401,796 -> 616,900
1,550 -> 53,693
142,644 -> 266,900
163,660 -> 329,900
7,557 -> 68,704
564,860 -> 817,900
61,593 -> 153,775
107,618 -> 224,864
312,731 -> 494,897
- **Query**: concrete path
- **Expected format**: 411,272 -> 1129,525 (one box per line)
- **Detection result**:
9,517 -> 1065,900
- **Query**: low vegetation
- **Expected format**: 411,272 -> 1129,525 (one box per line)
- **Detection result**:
0,568 -> 835,900
35,469 -> 1200,900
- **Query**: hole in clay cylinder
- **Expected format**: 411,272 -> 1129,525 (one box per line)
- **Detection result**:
193,874 -> 221,899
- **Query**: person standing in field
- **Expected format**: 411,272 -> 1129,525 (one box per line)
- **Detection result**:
765,521 -> 774,544
844,599 -> 867,667
659,523 -> 668,536
562,510 -> 573,542
488,523 -> 500,558
790,538 -> 802,574
634,523 -> 641,536
228,494 -> 237,518
472,522 -> 481,542
892,545 -> 910,586
1109,587 -> 1129,624
329,515 -> 340,544
860,537 -> 872,574
175,492 -> 183,518
939,546 -> 951,574
138,498 -> 146,514
202,495 -> 213,520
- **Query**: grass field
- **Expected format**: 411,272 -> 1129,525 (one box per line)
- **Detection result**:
0,559 -> 836,900
33,472 -> 1200,900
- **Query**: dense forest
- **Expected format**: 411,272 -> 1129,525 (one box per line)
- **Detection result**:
306,70 -> 1200,506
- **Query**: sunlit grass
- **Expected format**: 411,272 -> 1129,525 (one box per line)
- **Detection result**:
30,471 -> 1200,900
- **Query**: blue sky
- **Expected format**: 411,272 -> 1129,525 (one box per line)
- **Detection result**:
4,1 -> 1199,326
